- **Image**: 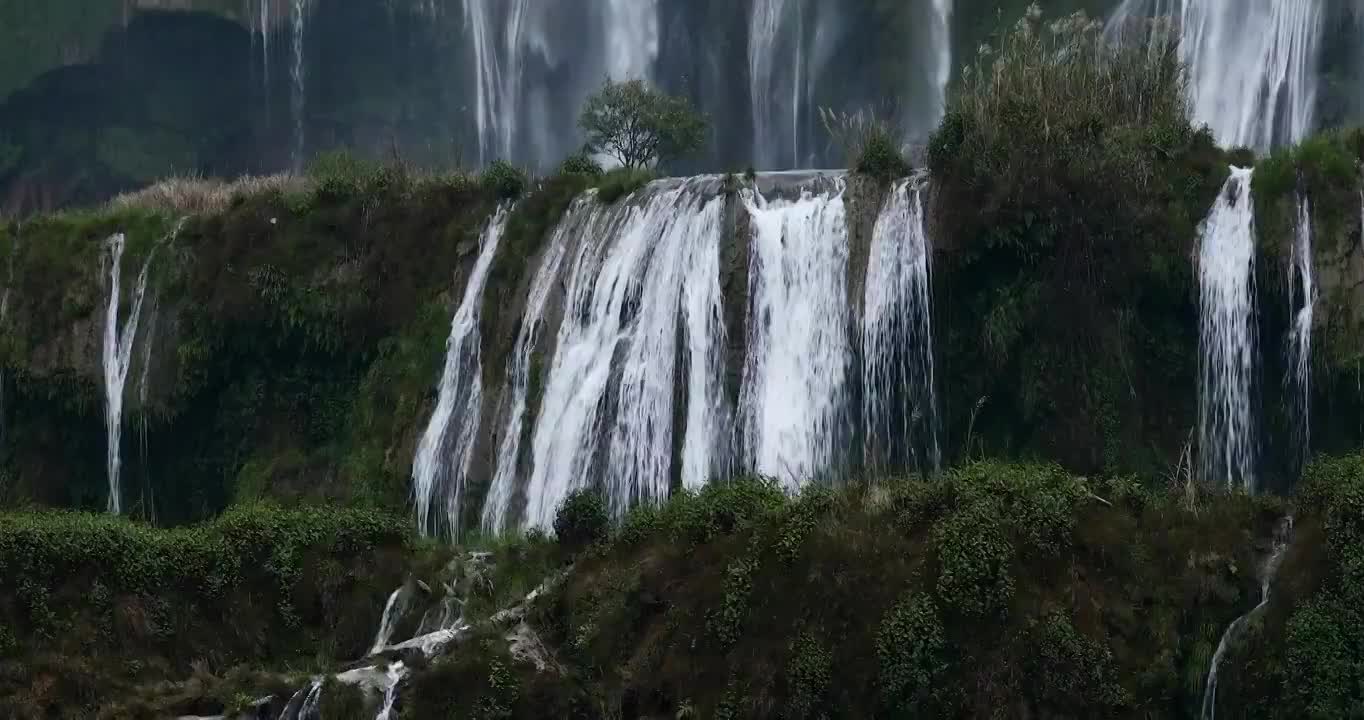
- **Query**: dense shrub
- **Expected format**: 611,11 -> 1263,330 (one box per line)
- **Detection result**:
593,167 -> 654,204
556,151 -> 604,178
928,8 -> 1227,473
553,489 -> 609,551
480,160 -> 528,200
854,126 -> 911,181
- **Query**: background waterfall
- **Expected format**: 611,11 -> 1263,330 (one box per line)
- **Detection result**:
102,234 -> 155,515
411,209 -> 507,538
290,0 -> 309,172
1196,167 -> 1259,492
740,180 -> 851,489
862,178 -> 940,473
1288,195 -> 1317,475
1108,0 -> 1325,150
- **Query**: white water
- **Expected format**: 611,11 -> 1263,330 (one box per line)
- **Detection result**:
521,181 -> 729,528
740,181 -> 851,489
863,179 -> 940,473
102,234 -> 155,515
290,0 -> 308,171
412,209 -> 509,538
1108,0 -> 1324,150
1200,517 -> 1294,719
463,0 -> 528,164
1288,194 -> 1316,471
749,0 -> 795,169
1196,167 -> 1258,492
297,680 -> 322,720
369,586 -> 409,655
480,198 -> 594,535
605,186 -> 728,515
921,0 -> 954,140
373,662 -> 407,720
603,0 -> 659,81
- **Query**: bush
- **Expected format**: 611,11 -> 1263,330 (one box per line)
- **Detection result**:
553,489 -> 609,551
480,160 -> 528,200
876,594 -> 948,713
855,127 -> 911,181
594,167 -> 654,204
557,151 -> 604,178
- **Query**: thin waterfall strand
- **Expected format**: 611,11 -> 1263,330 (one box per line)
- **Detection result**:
412,209 -> 509,538
102,234 -> 155,515
862,179 -> 940,473
1196,167 -> 1258,492
1199,517 -> 1294,719
481,196 -> 596,535
740,181 -> 851,490
1288,194 -> 1316,473
369,586 -> 409,655
289,0 -> 308,171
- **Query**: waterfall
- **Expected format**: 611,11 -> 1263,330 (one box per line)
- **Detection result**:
921,0 -> 954,141
373,662 -> 407,720
521,180 -> 728,529
603,0 -> 659,81
480,198 -> 595,535
740,179 -> 851,489
463,0 -> 528,165
290,0 -> 309,171
749,0 -> 802,169
136,299 -> 159,521
862,178 -> 939,473
1108,0 -> 1324,150
411,208 -> 509,539
605,186 -> 727,516
102,234 -> 155,515
1196,167 -> 1258,492
1200,517 -> 1294,719
369,586 -> 410,655
1287,194 -> 1316,474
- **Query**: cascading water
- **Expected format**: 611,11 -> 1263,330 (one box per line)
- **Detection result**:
605,185 -> 727,515
1287,194 -> 1316,474
740,179 -> 851,489
862,178 -> 940,473
102,234 -> 155,515
411,208 -> 509,538
521,179 -> 729,528
373,662 -> 407,720
464,0 -> 528,165
920,0 -> 954,141
603,0 -> 660,81
1199,517 -> 1294,719
480,198 -> 595,535
369,586 -> 410,655
1196,167 -> 1258,492
290,0 -> 309,171
1108,0 -> 1324,150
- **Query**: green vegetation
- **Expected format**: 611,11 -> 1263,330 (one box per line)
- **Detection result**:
578,78 -> 709,170
390,463 -> 1290,718
0,505 -> 421,719
929,9 -> 1227,475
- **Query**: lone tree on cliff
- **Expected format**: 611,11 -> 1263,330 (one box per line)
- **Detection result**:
579,78 -> 708,170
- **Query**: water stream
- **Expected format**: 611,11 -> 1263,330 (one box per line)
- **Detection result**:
102,234 -> 156,515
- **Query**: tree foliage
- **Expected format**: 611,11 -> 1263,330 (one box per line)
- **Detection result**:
578,78 -> 708,170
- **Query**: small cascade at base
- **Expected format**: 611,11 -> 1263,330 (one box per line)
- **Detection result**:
740,180 -> 851,489
102,234 -> 155,515
1196,167 -> 1259,492
1200,517 -> 1294,718
369,586 -> 410,655
1287,194 -> 1316,474
411,209 -> 509,538
862,177 -> 940,473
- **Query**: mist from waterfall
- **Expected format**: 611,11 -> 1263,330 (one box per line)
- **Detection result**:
1196,167 -> 1258,492
740,180 -> 851,489
411,209 -> 508,538
863,178 -> 940,473
102,234 -> 155,515
1108,0 -> 1325,150
1288,194 -> 1316,475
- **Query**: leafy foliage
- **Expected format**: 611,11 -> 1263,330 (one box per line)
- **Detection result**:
578,79 -> 709,170
553,489 -> 609,551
